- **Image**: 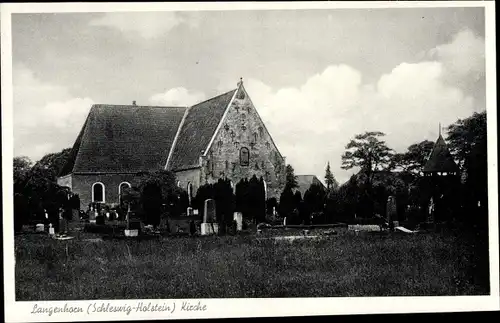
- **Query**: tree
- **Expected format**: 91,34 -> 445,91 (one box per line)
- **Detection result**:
32,148 -> 72,181
341,131 -> 394,217
446,111 -> 487,227
392,140 -> 435,174
135,170 -> 180,226
341,131 -> 394,175
214,178 -> 235,232
14,156 -> 33,189
304,182 -> 327,223
324,161 -> 339,191
278,186 -> 295,218
285,164 -> 298,190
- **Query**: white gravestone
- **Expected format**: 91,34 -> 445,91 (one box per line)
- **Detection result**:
233,212 -> 243,231
49,223 -> 55,236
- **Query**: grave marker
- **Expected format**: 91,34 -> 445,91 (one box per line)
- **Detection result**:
201,199 -> 218,235
233,212 -> 243,231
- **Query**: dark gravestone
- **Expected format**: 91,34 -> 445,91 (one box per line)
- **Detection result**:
203,199 -> 217,223
386,196 -> 397,231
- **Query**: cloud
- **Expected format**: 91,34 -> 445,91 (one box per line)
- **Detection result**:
428,29 -> 485,80
89,12 -> 201,39
13,65 -> 94,161
245,30 -> 482,185
149,87 -> 206,106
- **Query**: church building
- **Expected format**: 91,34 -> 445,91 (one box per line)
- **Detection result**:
57,79 -> 287,208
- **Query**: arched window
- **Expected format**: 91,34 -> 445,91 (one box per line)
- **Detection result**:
253,132 -> 258,143
118,182 -> 131,204
259,126 -> 264,137
240,147 -> 250,166
92,182 -> 105,203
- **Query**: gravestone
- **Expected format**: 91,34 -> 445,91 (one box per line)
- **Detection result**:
35,223 -> 45,233
187,207 -> 194,216
201,199 -> 218,235
233,212 -> 243,231
48,223 -> 55,236
89,210 -> 97,224
386,196 -> 397,232
203,199 -> 216,223
193,209 -> 199,215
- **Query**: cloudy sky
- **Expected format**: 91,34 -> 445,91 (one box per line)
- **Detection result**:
11,6 -> 486,184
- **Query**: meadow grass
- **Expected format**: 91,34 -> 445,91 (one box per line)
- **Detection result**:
14,230 -> 489,300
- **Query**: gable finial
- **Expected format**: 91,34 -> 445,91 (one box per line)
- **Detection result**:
238,77 -> 243,87
439,122 -> 441,137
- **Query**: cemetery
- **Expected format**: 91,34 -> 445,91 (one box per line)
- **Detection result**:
13,111 -> 489,299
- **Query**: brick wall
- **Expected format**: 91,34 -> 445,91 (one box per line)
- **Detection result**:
201,85 -> 286,200
71,173 -> 137,209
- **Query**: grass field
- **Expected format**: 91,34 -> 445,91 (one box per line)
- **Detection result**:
14,228 -> 489,300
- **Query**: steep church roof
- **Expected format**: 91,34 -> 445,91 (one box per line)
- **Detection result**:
167,89 -> 237,170
422,134 -> 459,173
59,104 -> 187,175
59,87 -> 239,176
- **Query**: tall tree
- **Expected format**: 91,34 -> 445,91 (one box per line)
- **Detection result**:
13,156 -> 33,193
304,182 -> 327,215
324,161 -> 339,191
341,131 -> 394,217
341,131 -> 394,183
32,148 -> 72,181
446,111 -> 487,171
285,164 -> 298,190
446,111 -> 487,227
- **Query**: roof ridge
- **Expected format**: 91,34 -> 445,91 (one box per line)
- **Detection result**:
92,104 -> 187,109
189,89 -> 237,108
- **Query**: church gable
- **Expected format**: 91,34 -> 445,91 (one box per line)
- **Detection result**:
202,82 -> 286,197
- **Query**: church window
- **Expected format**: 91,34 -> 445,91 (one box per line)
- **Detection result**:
259,126 -> 264,137
92,182 -> 105,203
240,147 -> 250,166
253,132 -> 258,143
118,182 -> 131,205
